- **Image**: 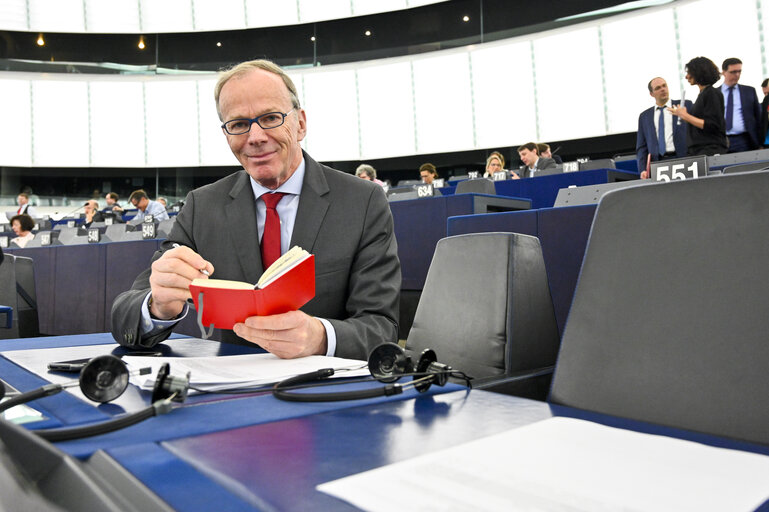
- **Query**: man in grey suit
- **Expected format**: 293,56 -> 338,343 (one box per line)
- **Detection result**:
515,142 -> 557,178
111,59 -> 401,361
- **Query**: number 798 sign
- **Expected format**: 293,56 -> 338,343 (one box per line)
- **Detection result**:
651,156 -> 709,182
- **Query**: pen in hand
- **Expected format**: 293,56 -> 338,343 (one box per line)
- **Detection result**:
171,243 -> 211,276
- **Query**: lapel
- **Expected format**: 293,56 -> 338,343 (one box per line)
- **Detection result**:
290,151 -> 330,253
225,171 -> 263,284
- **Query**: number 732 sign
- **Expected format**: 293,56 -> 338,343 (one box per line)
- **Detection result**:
651,156 -> 709,182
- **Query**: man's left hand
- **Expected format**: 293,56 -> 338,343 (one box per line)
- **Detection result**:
233,310 -> 328,358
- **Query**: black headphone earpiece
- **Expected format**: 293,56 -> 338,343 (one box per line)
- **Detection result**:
0,356 -> 189,442
272,343 -> 456,402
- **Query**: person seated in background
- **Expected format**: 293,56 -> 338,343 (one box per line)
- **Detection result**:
104,192 -> 122,212
537,143 -> 563,164
516,142 -> 557,178
10,214 -> 35,248
355,164 -> 385,186
483,152 -> 519,180
83,200 -> 105,228
126,189 -> 170,225
419,163 -> 439,184
15,193 -> 36,217
157,197 -> 168,209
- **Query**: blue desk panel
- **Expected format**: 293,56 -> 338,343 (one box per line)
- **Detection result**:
110,390 -> 769,511
537,205 -> 597,336
390,194 -> 530,290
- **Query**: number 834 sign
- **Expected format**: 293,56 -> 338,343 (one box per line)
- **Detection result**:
651,156 -> 708,182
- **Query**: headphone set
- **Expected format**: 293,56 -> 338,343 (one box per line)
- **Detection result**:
0,355 -> 190,442
272,342 -> 470,402
0,343 -> 466,440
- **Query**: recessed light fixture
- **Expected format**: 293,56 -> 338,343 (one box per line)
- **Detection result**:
216,42 -> 222,47
36,33 -> 45,46
462,15 -> 470,22
138,35 -> 145,50
310,36 -> 316,42
364,30 -> 371,36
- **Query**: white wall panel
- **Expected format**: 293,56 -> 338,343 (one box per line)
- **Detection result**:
28,0 -> 84,32
85,0 -> 141,33
601,9 -> 679,134
298,0 -> 350,24
472,41 -> 536,150
353,0 -> 408,16
140,0 -> 194,33
144,80 -> 199,167
357,62 -> 416,159
89,81 -> 145,167
412,53 -> 474,154
31,81 -> 89,166
301,69 -> 360,162
197,78 -> 235,166
0,80 -> 32,166
534,27 -> 605,142
193,0 -> 246,32
0,0 -> 29,31
677,0 -> 763,89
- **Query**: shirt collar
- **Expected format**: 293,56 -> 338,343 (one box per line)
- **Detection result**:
249,157 -> 306,200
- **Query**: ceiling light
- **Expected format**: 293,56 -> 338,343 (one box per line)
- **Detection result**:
36,33 -> 45,46
462,15 -> 470,22
138,35 -> 145,50
216,42 -> 222,47
364,30 -> 371,36
310,36 -> 316,42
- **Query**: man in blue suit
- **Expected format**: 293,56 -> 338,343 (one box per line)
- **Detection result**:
636,77 -> 691,178
720,58 -> 762,153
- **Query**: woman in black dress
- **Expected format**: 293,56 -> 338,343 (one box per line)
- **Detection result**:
669,56 -> 728,156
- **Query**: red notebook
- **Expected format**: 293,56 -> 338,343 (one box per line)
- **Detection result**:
189,249 -> 315,330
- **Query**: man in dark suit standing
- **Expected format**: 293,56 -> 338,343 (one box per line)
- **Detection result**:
720,58 -> 762,153
111,59 -> 401,361
636,77 -> 691,178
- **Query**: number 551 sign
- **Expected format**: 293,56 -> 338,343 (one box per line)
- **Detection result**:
651,156 -> 709,182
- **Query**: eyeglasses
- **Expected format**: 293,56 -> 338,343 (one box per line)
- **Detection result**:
221,109 -> 295,135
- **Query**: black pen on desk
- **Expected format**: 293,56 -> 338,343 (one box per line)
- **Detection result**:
171,243 -> 211,276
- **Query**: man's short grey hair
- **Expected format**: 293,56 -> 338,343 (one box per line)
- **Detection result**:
214,59 -> 301,120
356,164 -> 377,179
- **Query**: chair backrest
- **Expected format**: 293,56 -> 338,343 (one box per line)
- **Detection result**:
0,254 -> 38,338
0,255 -> 19,338
578,158 -> 615,171
550,172 -> 769,446
157,218 -> 176,237
721,161 -> 769,174
406,233 -> 560,396
455,178 -> 496,195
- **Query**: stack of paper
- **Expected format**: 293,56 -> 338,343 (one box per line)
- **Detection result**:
122,353 -> 369,393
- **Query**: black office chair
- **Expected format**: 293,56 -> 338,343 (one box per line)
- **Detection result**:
721,161 -> 769,174
406,233 -> 560,400
455,178 -> 496,195
549,172 -> 769,446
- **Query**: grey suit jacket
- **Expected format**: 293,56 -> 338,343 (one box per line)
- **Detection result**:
522,157 -> 557,178
111,152 -> 401,360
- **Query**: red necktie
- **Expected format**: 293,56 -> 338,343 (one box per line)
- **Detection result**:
260,193 -> 286,270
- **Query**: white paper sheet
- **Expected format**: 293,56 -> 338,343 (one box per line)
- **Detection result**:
317,417 -> 769,512
121,353 -> 369,392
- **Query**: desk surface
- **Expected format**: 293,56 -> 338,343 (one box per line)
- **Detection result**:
3,333 -> 769,511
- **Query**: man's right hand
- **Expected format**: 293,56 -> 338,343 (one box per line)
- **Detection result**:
148,245 -> 214,320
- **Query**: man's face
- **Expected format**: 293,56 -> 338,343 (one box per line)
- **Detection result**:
487,158 -> 502,174
105,195 -> 115,206
519,149 -> 538,168
649,78 -> 669,106
16,195 -> 26,206
723,64 -> 742,87
84,202 -> 96,214
420,171 -> 434,184
131,197 -> 148,212
218,69 -> 307,190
